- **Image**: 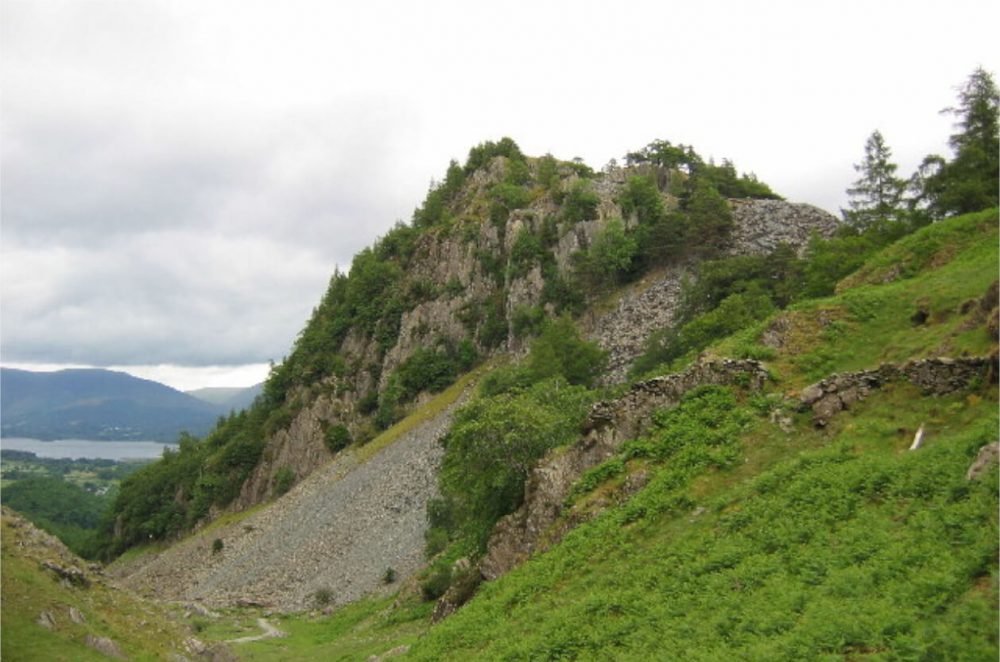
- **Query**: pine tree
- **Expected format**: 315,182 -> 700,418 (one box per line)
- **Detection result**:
842,130 -> 907,230
915,67 -> 999,218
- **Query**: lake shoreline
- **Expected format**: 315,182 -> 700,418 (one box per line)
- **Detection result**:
0,437 -> 178,461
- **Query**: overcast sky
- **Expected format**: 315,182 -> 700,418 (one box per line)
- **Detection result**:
2,0 -> 998,390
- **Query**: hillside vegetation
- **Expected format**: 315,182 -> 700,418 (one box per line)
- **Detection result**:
15,69 -> 989,660
216,207 -> 997,661
94,136 -> 796,559
0,507 -> 219,661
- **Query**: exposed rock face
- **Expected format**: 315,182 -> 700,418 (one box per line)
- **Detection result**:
233,159 -> 839,519
728,199 -> 839,256
799,357 -> 993,426
480,359 -> 769,581
588,266 -> 689,384
110,389 -> 469,612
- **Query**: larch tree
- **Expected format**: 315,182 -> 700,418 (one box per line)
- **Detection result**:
842,129 -> 908,230
914,67 -> 999,218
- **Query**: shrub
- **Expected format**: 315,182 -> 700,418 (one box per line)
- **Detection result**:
357,391 -> 379,416
537,153 -> 559,190
511,305 -> 546,338
212,538 -> 224,554
526,317 -> 608,387
274,466 -> 295,496
561,180 -> 600,223
383,567 -> 397,584
489,183 -> 532,228
574,217 -> 638,288
421,560 -> 453,601
437,378 -> 596,551
508,230 -> 545,279
313,588 -> 333,607
324,424 -> 352,453
397,347 -> 459,400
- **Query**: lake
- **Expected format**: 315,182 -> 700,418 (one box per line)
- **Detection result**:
0,437 -> 177,461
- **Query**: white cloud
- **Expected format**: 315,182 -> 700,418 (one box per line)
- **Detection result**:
2,0 -> 998,385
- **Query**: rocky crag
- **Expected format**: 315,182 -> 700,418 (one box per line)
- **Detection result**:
244,167 -> 838,508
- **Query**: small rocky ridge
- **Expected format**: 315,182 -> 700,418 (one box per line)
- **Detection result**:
480,359 -> 770,582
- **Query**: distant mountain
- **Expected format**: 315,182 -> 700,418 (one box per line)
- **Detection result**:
0,368 -> 220,442
186,383 -> 262,412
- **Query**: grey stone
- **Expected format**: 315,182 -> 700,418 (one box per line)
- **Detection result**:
967,442 -> 1000,480
36,611 -> 56,630
84,634 -> 125,659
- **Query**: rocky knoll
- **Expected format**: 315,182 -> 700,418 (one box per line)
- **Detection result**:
110,391 -> 468,612
480,359 -> 770,581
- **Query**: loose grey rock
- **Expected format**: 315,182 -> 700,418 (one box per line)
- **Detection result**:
84,634 -> 125,659
967,442 -> 1000,480
36,611 -> 56,630
112,390 -> 470,612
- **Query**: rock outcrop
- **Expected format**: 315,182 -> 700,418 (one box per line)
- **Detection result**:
480,359 -> 770,581
966,442 -> 1000,480
589,199 -> 838,383
728,199 -> 839,256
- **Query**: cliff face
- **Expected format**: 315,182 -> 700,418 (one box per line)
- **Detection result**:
237,158 -> 838,512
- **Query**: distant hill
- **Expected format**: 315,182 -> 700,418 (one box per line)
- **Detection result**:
0,368 -> 219,442
186,383 -> 262,412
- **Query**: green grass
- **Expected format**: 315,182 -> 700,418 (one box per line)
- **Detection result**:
198,594 -> 432,661
1,510 -> 195,661
714,210 -> 998,387
405,383 -> 998,660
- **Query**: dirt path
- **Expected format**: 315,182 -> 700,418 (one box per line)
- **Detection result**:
226,617 -> 287,644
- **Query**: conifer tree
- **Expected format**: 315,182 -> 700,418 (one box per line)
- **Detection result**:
842,130 -> 907,230
914,67 -> 999,217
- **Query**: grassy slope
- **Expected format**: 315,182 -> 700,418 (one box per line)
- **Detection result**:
0,509 -> 198,661
216,211 -> 999,660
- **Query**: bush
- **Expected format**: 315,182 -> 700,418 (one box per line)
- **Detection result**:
508,230 -> 545,279
561,180 -> 600,223
313,588 -> 333,607
421,560 -> 453,601
574,217 -> 638,288
489,183 -> 532,228
526,317 -> 608,388
397,347 -> 459,400
274,466 -> 296,496
436,377 -> 596,551
324,424 -> 352,453
511,305 -> 546,338
212,538 -> 224,554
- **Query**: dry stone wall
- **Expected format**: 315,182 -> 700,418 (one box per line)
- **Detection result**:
799,356 -> 994,426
